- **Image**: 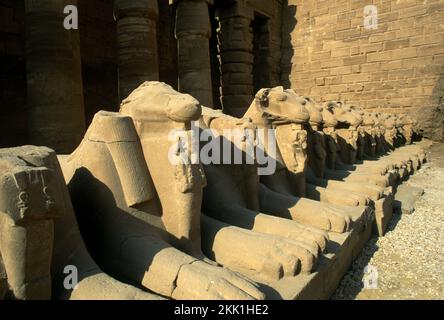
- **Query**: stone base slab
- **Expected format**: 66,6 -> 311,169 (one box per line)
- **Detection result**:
373,190 -> 394,236
251,206 -> 373,300
394,184 -> 424,215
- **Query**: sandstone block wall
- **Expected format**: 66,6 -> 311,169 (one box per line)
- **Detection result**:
1,0 -> 443,146
283,0 -> 444,140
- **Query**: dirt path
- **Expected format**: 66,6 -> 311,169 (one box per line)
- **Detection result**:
332,143 -> 444,300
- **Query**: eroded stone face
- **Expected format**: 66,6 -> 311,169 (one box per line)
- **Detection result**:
298,98 -> 326,178
61,108 -> 266,300
275,123 -> 308,175
0,168 -> 57,222
398,115 -> 415,144
120,82 -> 206,255
118,82 -> 320,288
381,114 -> 397,149
323,127 -> 339,170
336,128 -> 359,164
0,151 -> 58,300
121,81 -> 202,123
245,86 -> 310,125
321,103 -> 341,169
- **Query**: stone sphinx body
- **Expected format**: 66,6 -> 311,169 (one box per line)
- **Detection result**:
333,105 -> 410,187
121,82 -> 336,281
331,103 -> 392,173
330,102 -> 361,166
362,112 -> 424,175
61,115 -> 266,298
284,100 -> 396,235
383,114 -> 426,166
0,151 -> 56,300
298,98 -> 370,207
356,110 -> 419,177
61,82 -> 342,297
285,101 -> 385,203
197,107 -> 333,250
316,104 -> 392,188
1,146 -> 162,300
0,81 -> 428,300
355,110 -> 381,159
199,87 -> 375,241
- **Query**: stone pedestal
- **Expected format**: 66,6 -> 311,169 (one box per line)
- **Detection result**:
114,0 -> 159,101
25,0 -> 85,154
175,0 -> 213,107
216,2 -> 254,117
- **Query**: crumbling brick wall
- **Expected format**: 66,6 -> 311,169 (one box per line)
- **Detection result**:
283,0 -> 444,140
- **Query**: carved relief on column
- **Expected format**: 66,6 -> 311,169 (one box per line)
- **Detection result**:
175,0 -> 214,107
216,2 -> 254,117
114,0 -> 159,101
25,0 -> 86,154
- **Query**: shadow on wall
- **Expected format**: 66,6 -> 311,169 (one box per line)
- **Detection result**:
415,65 -> 444,141
280,1 -> 297,89
0,0 -> 27,148
331,212 -> 403,300
78,0 -> 119,126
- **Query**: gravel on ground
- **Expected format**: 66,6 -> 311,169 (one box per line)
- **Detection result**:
331,143 -> 444,300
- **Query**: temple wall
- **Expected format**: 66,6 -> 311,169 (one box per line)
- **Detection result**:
1,0 -> 443,148
284,0 -> 444,140
0,0 -> 178,149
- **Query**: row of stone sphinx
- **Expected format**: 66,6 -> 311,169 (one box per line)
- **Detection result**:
0,82 -> 427,300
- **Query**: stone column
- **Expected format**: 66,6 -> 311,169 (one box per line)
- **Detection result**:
25,0 -> 85,154
114,0 -> 159,101
175,0 -> 213,107
216,2 -> 254,117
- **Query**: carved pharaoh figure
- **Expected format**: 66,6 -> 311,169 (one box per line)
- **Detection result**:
61,109 -> 268,299
1,146 -> 162,300
0,151 -> 56,299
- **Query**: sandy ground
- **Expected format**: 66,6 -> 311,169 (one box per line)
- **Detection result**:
332,142 -> 444,300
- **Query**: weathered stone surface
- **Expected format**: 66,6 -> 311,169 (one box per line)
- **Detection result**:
413,105 -> 444,141
394,185 -> 425,214
0,0 -> 438,301
114,0 -> 159,100
176,0 -> 213,106
216,2 -> 255,115
286,0 -> 444,141
0,146 -> 161,300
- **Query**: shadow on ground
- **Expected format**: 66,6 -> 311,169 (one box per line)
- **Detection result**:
330,211 -> 402,300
